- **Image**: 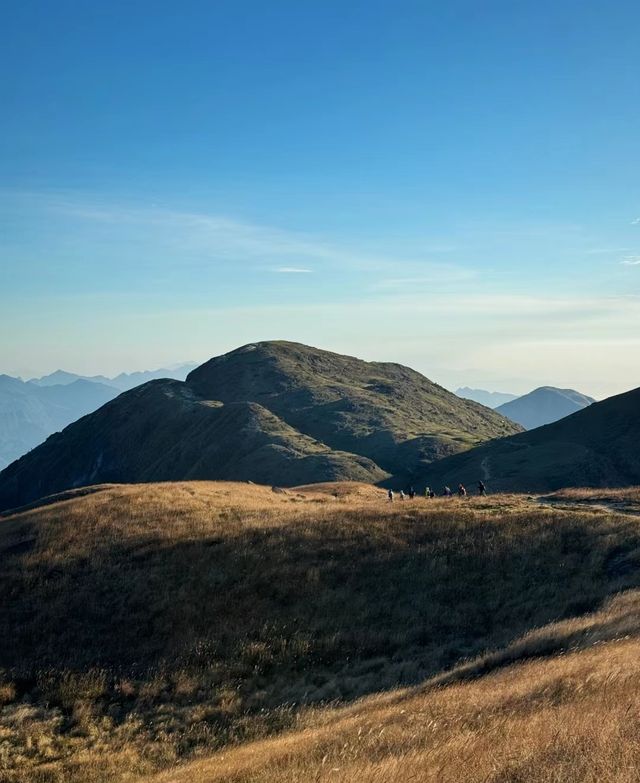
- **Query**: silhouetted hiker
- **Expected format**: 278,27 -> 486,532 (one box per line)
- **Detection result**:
430,489 -> 435,498
443,486 -> 452,497
408,486 -> 416,499
400,490 -> 406,500
388,489 -> 394,502
478,480 -> 486,496
458,483 -> 467,497
424,485 -> 431,498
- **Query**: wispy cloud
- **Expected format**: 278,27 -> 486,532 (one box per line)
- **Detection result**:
4,190 -> 476,282
621,255 -> 640,265
2,191 -> 353,265
271,267 -> 313,274
631,218 -> 640,225
371,265 -> 478,290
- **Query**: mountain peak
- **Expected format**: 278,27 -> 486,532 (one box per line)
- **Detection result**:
0,342 -> 520,511
496,386 -> 595,429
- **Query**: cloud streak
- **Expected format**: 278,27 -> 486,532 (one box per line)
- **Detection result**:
371,265 -> 478,290
7,190 -> 478,283
271,267 -> 313,274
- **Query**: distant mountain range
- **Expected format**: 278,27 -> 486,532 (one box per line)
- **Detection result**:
0,375 -> 118,470
427,386 -> 640,493
29,363 -> 198,391
0,363 -> 197,469
0,342 -> 520,511
455,387 -> 518,408
495,386 -> 595,430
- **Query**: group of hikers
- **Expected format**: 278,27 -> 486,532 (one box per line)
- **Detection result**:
387,480 -> 486,502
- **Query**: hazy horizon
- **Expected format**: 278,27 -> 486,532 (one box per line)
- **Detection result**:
0,342 -> 626,402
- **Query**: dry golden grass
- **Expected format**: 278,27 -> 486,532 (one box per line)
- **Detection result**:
2,481 -> 640,783
148,631 -> 640,783
541,487 -> 640,519
552,486 -> 640,500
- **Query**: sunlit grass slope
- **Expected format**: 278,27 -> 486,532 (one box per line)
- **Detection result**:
150,630 -> 640,783
1,482 -> 640,782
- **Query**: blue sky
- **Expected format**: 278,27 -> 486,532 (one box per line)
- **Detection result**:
1,0 -> 639,396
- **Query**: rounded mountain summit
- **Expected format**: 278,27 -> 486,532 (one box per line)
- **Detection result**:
0,341 -> 520,511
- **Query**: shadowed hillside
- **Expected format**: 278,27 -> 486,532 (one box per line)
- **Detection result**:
2,481 -> 640,782
427,385 -> 640,493
0,342 -> 519,511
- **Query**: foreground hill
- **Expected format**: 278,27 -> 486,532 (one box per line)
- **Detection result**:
428,386 -> 640,492
1,481 -> 640,782
495,385 -> 595,429
0,342 -> 519,511
0,374 -> 118,469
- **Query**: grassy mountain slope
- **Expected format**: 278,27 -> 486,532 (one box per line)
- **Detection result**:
0,380 -> 385,511
188,343 -> 518,475
496,385 -> 595,429
2,481 -> 640,782
0,342 -> 519,511
427,385 -> 640,493
148,632 -> 640,783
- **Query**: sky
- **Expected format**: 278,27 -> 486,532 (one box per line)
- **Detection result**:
1,0 -> 639,398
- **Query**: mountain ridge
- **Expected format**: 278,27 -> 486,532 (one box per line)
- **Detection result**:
0,341 -> 520,511
29,362 -> 198,391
